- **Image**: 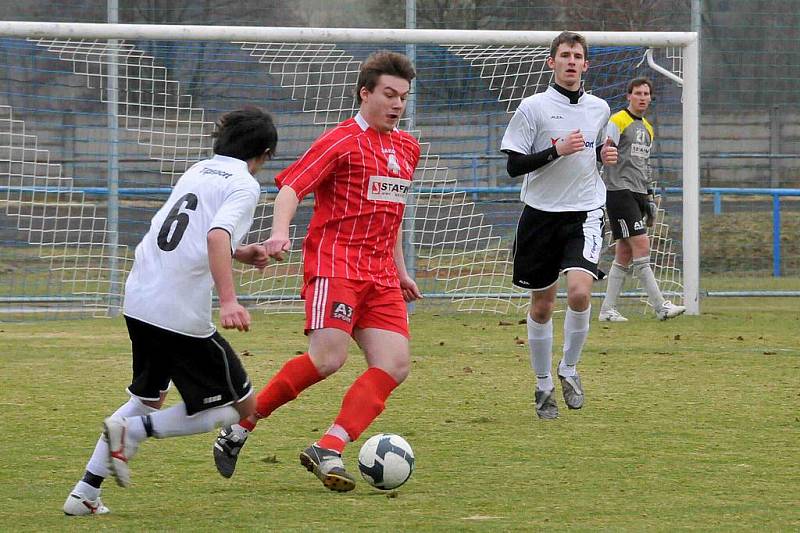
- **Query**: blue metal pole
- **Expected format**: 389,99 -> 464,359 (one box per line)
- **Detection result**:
772,194 -> 781,277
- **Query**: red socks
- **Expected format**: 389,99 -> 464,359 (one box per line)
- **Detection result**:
319,367 -> 398,452
250,353 -> 323,425
242,357 -> 399,457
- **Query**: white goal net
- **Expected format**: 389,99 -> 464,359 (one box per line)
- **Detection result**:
0,24 -> 699,319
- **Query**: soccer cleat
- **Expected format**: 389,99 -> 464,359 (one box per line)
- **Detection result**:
299,444 -> 356,492
213,425 -> 249,478
657,301 -> 686,321
63,492 -> 110,516
598,307 -> 628,322
534,388 -> 559,419
558,371 -> 585,410
103,417 -> 138,488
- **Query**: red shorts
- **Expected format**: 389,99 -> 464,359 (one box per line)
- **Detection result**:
303,277 -> 409,338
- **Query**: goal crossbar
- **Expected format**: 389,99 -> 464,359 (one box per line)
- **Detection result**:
0,21 -> 696,47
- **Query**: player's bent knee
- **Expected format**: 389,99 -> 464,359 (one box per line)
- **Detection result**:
384,357 -> 410,384
309,350 -> 348,377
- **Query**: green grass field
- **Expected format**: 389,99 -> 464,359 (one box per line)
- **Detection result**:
1,299 -> 798,531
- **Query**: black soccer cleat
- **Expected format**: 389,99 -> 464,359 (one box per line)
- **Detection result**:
213,425 -> 249,478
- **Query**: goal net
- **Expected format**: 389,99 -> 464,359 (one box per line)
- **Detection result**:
0,24 -> 698,319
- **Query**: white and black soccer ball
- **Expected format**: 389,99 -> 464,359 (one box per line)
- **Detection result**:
357,433 -> 415,490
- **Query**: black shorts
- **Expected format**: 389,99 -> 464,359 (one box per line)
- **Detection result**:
606,189 -> 648,241
124,316 -> 252,416
512,206 -> 605,290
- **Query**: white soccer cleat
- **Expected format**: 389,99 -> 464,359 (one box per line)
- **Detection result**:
103,417 -> 139,488
657,301 -> 686,321
63,491 -> 110,516
598,307 -> 628,322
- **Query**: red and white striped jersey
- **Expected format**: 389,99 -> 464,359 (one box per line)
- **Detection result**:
276,113 -> 420,288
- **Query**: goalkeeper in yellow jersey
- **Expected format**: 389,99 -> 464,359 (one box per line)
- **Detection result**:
599,77 -> 685,322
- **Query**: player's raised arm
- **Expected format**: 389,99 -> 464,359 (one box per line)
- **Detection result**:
263,184 -> 299,261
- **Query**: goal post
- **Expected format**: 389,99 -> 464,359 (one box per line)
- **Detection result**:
0,22 -> 699,318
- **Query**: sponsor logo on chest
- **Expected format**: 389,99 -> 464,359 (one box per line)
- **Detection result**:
368,175 -> 410,204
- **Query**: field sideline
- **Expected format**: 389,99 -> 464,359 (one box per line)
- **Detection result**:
1,298 -> 798,531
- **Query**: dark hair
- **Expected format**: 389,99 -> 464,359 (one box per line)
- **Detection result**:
549,31 -> 588,59
355,51 -> 416,104
213,107 -> 278,161
628,77 -> 654,95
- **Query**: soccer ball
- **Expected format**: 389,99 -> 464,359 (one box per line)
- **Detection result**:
357,433 -> 415,490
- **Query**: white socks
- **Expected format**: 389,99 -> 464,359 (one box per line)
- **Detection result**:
632,256 -> 665,310
137,403 -> 240,439
528,305 -> 591,386
601,262 -> 629,310
561,306 -> 591,375
527,315 -> 554,391
83,396 -> 157,481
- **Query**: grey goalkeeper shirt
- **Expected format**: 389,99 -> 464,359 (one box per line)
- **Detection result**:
603,109 -> 654,194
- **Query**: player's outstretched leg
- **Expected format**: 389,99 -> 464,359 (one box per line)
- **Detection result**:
213,353 -> 325,478
213,424 -> 249,478
299,443 -> 356,492
103,417 -> 140,488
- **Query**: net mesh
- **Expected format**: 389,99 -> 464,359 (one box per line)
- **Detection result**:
0,35 -> 684,319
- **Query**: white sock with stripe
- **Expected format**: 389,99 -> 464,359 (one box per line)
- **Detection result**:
83,396 -> 157,482
130,403 -> 240,439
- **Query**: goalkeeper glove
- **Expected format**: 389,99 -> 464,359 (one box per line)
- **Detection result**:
645,188 -> 657,227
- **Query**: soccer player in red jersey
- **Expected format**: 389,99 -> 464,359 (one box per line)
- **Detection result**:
212,51 -> 422,492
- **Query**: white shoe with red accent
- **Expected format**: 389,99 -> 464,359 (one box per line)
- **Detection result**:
104,417 -> 139,488
63,492 -> 110,516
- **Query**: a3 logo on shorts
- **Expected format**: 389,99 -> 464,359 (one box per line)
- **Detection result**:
330,301 -> 353,323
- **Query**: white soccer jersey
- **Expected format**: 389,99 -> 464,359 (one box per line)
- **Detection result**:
501,86 -> 610,212
123,155 -> 261,337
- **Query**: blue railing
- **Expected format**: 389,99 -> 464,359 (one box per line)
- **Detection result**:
3,185 -> 798,276
663,187 -> 800,277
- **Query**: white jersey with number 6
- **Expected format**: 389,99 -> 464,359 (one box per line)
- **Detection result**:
123,154 -> 260,337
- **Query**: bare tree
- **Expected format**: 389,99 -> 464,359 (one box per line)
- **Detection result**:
553,0 -> 690,31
